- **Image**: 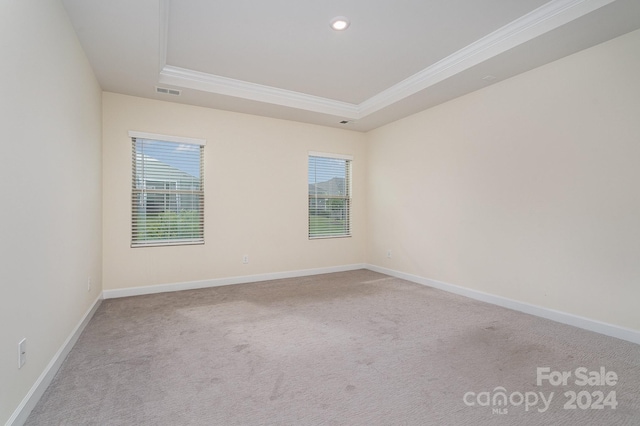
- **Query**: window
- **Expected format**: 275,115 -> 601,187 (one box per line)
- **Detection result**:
130,131 -> 205,247
308,152 -> 352,238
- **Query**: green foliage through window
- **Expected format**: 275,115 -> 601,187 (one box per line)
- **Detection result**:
308,155 -> 351,238
132,137 -> 204,247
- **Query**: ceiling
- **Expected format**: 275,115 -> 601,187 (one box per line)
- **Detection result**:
62,0 -> 640,132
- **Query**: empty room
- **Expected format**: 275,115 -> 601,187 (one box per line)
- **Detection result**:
2,0 -> 640,425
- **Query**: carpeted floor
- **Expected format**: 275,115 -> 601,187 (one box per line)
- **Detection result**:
26,270 -> 640,425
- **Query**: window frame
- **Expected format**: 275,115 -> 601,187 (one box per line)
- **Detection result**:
308,151 -> 353,239
129,131 -> 206,248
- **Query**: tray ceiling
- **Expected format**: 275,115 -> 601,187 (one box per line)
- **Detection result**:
62,0 -> 640,131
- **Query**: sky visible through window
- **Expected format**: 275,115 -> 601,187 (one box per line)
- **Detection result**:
308,156 -> 346,187
136,139 -> 200,178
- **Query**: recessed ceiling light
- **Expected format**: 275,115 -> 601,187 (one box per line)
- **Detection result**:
330,16 -> 350,31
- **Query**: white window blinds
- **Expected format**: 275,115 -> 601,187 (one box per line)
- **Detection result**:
131,134 -> 205,247
308,152 -> 352,238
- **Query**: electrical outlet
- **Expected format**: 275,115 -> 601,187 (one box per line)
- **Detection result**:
387,249 -> 392,258
87,276 -> 91,292
18,338 -> 26,369
242,255 -> 249,264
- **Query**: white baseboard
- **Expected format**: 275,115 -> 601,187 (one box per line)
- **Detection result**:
7,294 -> 103,426
366,264 -> 640,346
103,262 -> 640,345
7,263 -> 636,426
102,263 -> 367,299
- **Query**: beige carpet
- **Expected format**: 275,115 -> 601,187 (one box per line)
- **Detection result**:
26,270 -> 640,425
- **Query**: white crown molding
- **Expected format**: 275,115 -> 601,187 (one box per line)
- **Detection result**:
159,65 -> 361,119
158,0 -> 615,120
358,0 -> 616,117
158,0 -> 170,74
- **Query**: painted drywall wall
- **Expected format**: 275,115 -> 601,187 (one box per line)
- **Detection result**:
102,93 -> 366,290
0,0 -> 103,423
366,29 -> 640,332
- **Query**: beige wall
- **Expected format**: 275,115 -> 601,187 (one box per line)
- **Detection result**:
102,93 -> 367,290
366,29 -> 640,331
0,0 -> 103,423
3,4 -> 639,421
